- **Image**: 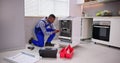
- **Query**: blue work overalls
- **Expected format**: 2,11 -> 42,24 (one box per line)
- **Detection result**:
32,20 -> 56,47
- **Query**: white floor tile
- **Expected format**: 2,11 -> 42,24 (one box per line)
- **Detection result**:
0,40 -> 120,63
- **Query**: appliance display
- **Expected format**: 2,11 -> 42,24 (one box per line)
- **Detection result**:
92,21 -> 110,41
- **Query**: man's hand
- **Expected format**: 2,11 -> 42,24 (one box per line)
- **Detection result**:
53,30 -> 60,33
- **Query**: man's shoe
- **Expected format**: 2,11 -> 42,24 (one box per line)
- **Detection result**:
29,37 -> 33,44
45,42 -> 54,46
28,46 -> 35,50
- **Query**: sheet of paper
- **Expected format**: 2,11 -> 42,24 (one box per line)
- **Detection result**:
4,52 -> 39,63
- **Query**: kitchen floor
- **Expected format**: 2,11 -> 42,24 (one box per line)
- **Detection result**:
0,40 -> 120,63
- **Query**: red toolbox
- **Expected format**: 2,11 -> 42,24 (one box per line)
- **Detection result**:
60,45 -> 74,59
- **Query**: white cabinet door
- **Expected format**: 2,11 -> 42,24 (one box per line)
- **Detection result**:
76,0 -> 84,4
81,18 -> 93,39
110,18 -> 120,48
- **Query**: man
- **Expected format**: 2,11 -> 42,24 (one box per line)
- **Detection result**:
29,14 -> 59,47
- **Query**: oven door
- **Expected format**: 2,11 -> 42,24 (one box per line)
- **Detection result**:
92,25 -> 110,41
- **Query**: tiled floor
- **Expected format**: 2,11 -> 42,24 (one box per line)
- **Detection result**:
0,40 -> 120,63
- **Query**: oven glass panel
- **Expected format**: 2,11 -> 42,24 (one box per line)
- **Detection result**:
99,28 -> 107,37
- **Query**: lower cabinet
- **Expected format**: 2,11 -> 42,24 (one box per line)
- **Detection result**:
92,17 -> 120,48
110,18 -> 120,48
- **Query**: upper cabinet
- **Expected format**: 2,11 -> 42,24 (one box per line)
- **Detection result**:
77,0 -> 96,4
97,0 -> 119,2
76,0 -> 84,4
77,0 -> 120,5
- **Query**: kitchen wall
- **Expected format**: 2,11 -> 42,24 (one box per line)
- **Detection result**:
0,0 -> 25,52
69,0 -> 82,16
24,17 -> 42,43
83,1 -> 120,16
0,1 -> 2,42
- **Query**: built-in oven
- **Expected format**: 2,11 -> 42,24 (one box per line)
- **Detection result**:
92,21 -> 110,41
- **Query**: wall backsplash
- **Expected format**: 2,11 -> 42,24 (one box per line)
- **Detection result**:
83,1 -> 120,16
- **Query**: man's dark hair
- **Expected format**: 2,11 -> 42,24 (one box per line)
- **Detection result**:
49,14 -> 56,19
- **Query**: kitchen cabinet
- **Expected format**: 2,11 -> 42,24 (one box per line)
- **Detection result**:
77,0 -> 84,4
110,18 -> 120,48
92,17 -> 120,48
77,0 -> 95,5
81,18 -> 93,39
97,0 -> 119,2
77,0 -> 119,5
77,0 -> 90,4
